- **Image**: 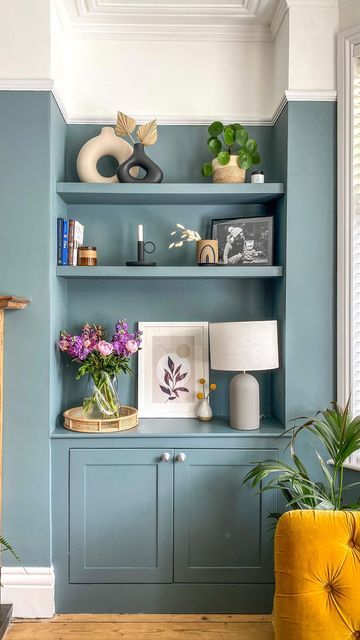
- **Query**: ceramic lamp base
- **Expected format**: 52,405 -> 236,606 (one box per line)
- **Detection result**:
229,372 -> 260,430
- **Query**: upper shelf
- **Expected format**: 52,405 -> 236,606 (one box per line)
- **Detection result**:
56,182 -> 285,205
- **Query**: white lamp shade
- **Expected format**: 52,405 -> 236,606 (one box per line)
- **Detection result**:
210,321 -> 279,372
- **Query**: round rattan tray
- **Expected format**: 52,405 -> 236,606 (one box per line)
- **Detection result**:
63,405 -> 138,433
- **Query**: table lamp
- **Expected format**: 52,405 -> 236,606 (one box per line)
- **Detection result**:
209,321 -> 279,430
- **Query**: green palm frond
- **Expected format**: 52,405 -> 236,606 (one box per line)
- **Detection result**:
243,399 -> 360,518
0,537 -> 20,562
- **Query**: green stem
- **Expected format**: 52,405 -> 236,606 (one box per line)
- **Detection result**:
338,465 -> 344,509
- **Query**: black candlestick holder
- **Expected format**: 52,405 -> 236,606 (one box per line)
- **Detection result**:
126,240 -> 157,266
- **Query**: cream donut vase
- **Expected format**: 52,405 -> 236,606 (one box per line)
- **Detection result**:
76,127 -> 138,183
212,155 -> 246,184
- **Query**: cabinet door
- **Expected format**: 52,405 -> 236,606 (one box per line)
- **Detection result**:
69,448 -> 173,583
174,448 -> 277,583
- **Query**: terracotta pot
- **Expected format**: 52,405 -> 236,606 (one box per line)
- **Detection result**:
212,155 -> 246,184
196,240 -> 219,265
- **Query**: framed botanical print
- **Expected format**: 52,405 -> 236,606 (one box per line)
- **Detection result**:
137,322 -> 209,417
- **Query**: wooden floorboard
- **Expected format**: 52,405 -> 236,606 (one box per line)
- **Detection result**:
8,614 -> 274,639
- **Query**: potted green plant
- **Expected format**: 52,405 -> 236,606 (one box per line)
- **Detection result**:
244,400 -> 360,517
201,121 -> 261,184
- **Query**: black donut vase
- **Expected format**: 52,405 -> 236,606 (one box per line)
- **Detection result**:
116,143 -> 163,183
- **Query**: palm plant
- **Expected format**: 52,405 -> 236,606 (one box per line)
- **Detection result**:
244,400 -> 360,518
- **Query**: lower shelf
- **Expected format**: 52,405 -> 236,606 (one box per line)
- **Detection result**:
56,266 -> 283,279
51,416 -> 285,438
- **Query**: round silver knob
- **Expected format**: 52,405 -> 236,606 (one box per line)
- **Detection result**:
176,452 -> 186,463
160,452 -> 171,462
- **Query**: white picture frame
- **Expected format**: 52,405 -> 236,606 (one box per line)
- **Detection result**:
138,322 -> 209,418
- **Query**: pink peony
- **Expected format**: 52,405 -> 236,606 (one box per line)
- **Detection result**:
126,339 -> 138,354
97,340 -> 114,356
58,339 -> 69,352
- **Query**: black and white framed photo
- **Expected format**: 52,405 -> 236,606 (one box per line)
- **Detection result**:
211,216 -> 273,265
138,322 -> 209,417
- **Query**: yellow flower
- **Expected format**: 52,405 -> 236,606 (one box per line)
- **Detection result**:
199,378 -> 206,384
197,392 -> 204,400
210,383 -> 217,390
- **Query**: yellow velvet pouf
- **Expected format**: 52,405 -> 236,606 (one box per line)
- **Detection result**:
274,510 -> 360,640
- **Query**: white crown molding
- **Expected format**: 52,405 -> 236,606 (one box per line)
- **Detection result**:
82,0 -> 264,18
285,89 -> 338,101
270,0 -> 288,38
271,93 -> 288,125
55,0 -> 277,42
66,24 -> 272,41
1,567 -> 55,618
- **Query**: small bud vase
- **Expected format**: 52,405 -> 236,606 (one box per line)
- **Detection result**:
197,398 -> 213,422
83,372 -> 120,419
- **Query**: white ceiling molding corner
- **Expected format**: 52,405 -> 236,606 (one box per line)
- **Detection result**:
55,0 -> 280,42
270,0 -> 288,38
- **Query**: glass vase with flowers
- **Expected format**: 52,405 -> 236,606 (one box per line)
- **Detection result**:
58,320 -> 142,418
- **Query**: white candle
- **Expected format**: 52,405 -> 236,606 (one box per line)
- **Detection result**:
138,224 -> 144,242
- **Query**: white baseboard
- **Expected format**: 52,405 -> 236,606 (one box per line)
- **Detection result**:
1,567 -> 55,618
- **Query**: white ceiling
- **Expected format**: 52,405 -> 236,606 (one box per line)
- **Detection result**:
55,0 -> 283,41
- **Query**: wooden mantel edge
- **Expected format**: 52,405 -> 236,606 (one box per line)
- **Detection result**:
0,296 -> 30,310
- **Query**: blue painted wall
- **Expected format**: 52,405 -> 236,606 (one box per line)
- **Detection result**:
0,91 -> 337,570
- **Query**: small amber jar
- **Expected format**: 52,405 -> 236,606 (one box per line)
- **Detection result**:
78,246 -> 97,266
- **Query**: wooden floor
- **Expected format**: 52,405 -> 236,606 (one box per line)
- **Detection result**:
7,614 -> 274,639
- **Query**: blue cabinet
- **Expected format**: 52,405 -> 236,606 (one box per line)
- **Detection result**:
51,424 -> 283,612
69,448 -> 173,583
174,449 -> 275,583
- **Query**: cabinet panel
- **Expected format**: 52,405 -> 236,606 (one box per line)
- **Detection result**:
69,448 -> 173,583
174,449 -> 276,583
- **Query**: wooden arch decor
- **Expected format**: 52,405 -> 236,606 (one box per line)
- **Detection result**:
0,296 -> 30,637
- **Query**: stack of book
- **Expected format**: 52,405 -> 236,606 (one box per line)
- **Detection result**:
57,218 -> 84,266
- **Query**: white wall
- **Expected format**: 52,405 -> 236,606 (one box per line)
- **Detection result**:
288,4 -> 338,91
0,0 -> 50,79
339,0 -> 360,31
66,38 -> 274,123
0,1 -> 340,123
273,11 -> 289,114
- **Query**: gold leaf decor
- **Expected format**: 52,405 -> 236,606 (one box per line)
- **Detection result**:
137,119 -> 158,146
115,112 -> 136,138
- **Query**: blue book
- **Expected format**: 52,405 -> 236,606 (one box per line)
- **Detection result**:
62,219 -> 68,266
57,218 -> 64,266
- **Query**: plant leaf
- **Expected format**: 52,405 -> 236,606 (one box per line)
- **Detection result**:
201,162 -> 213,177
168,356 -> 174,373
159,385 -> 171,396
238,151 -> 252,170
251,150 -> 261,165
176,372 -> 187,382
174,387 -> 189,393
137,119 -> 158,146
208,137 -> 222,156
208,121 -> 224,137
223,126 -> 235,146
115,112 -> 136,138
217,151 -> 230,166
236,127 -> 248,147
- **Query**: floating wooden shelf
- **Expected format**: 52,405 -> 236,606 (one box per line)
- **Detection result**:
56,182 -> 285,205
56,266 -> 283,279
0,296 -> 30,309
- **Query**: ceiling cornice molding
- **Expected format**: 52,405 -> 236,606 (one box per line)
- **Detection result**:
56,0 -> 277,42
66,23 -> 272,42
270,0 -> 287,38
